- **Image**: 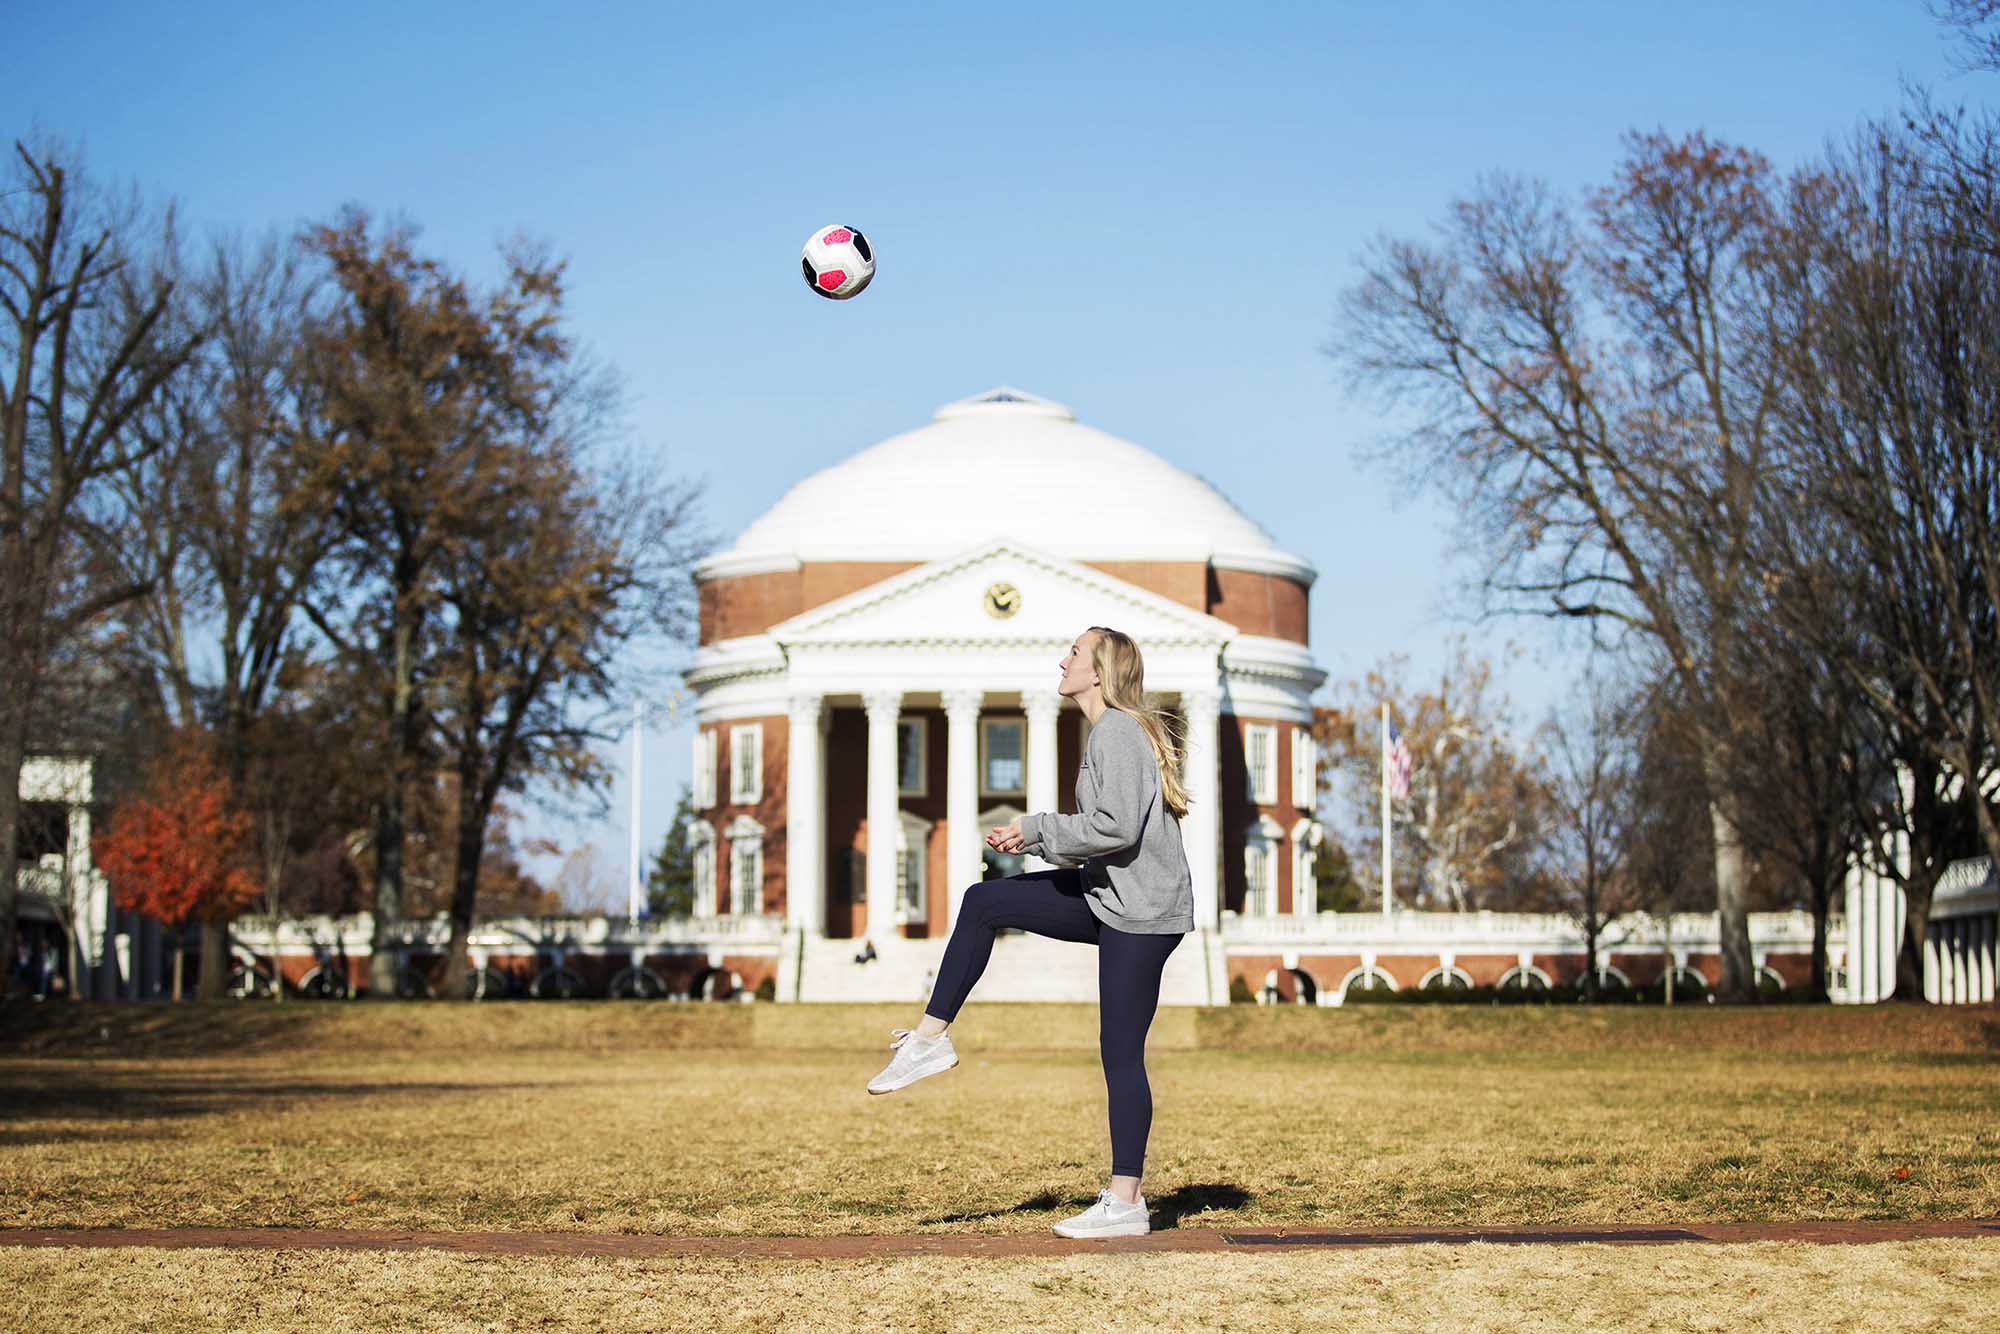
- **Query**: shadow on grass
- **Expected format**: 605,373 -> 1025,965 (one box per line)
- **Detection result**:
0,1070 -> 538,1125
922,1182 -> 1251,1229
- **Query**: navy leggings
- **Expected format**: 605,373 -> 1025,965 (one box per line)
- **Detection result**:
924,869 -> 1184,1178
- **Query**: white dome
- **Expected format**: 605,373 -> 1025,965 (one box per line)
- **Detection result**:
699,388 -> 1314,584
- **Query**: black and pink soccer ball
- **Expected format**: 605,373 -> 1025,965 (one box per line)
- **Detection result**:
801,225 -> 875,300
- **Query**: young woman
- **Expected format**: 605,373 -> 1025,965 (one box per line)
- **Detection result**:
866,626 -> 1194,1239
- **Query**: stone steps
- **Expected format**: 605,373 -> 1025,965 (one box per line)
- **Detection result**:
790,927 -> 1220,1005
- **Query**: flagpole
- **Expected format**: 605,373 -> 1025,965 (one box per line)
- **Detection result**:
1380,702 -> 1393,921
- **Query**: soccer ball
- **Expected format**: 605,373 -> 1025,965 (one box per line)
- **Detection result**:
801,225 -> 875,300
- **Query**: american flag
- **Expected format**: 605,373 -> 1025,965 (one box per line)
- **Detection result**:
1387,719 -> 1413,799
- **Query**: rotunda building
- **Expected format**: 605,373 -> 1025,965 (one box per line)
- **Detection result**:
684,387 -> 1327,1001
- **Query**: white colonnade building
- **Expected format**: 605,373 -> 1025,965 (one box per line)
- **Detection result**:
683,388 -> 1326,1002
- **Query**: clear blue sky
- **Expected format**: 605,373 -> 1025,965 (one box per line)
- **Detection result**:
10,2 -> 1993,904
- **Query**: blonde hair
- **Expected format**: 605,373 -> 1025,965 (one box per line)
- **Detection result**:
1086,626 -> 1192,819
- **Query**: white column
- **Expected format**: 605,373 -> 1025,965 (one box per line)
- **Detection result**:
942,689 -> 983,928
67,801 -> 104,967
1182,689 -> 1222,929
863,690 -> 903,941
1023,691 -> 1062,872
786,692 -> 825,936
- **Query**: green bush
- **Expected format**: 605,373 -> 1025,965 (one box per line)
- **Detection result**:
753,976 -> 777,1002
1228,974 -> 1255,1004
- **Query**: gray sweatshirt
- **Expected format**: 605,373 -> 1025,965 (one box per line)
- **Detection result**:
1019,707 -> 1195,934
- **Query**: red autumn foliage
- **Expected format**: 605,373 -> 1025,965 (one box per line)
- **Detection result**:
97,740 -> 262,927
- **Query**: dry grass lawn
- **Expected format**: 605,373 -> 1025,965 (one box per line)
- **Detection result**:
4,1002 -> 1996,1237
7,1240 -> 1998,1332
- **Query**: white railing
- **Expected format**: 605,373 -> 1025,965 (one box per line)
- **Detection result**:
231,912 -> 788,957
1220,909 -> 1825,951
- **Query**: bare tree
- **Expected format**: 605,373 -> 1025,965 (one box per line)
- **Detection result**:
1535,665 -> 1638,992
431,419 -> 703,998
1323,643 -> 1545,911
1933,1 -> 2000,72
1763,121 -> 1999,996
1337,132 -> 1786,1000
1618,686 -> 1719,1000
0,142 -> 201,995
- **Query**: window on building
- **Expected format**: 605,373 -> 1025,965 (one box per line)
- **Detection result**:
692,730 -> 718,809
730,724 -> 762,804
1291,819 -> 1322,915
1245,723 -> 1277,805
726,815 -> 764,916
1291,728 -> 1317,811
1243,844 -> 1273,917
687,820 -> 716,917
1245,815 -> 1283,916
896,813 -> 931,925
16,802 -> 68,866
898,718 -> 928,797
981,718 -> 1024,795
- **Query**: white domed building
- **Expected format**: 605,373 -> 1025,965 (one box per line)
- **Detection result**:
684,388 -> 1328,1002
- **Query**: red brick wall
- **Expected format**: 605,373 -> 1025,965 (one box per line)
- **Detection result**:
699,562 -> 921,643
1451,953 -> 1525,987
1221,715 -> 1305,914
1080,560 -> 1209,613
1208,568 -> 1309,644
702,717 -> 788,917
700,560 -> 1312,646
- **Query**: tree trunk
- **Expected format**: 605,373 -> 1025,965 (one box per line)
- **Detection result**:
1808,874 -> 1832,1004
0,721 -> 23,1003
1893,870 -> 1939,1002
1707,797 -> 1758,1004
368,797 -> 404,997
367,615 -> 418,998
197,921 -> 227,1000
171,927 -> 185,1001
440,778 -> 491,1001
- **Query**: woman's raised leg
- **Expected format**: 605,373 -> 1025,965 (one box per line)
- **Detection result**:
867,870 -> 1098,1095
923,869 -> 1098,1025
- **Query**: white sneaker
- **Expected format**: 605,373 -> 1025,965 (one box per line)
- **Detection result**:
1053,1189 -> 1150,1238
866,1028 -> 958,1095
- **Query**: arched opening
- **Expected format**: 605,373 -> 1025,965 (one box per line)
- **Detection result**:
1580,964 -> 1630,999
1497,964 -> 1552,999
1419,965 -> 1474,993
1670,966 -> 1710,999
691,966 -> 734,1001
1288,967 -> 1319,1005
1337,965 -> 1398,1004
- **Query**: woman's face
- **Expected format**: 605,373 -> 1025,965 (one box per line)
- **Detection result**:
1057,631 -> 1101,699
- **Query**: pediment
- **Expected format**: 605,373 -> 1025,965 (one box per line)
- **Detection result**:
769,539 -> 1236,649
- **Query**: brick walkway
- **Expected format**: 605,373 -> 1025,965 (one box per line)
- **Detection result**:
4,1220 -> 1997,1260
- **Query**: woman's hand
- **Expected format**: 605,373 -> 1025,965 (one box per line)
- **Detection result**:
985,817 -> 1027,854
